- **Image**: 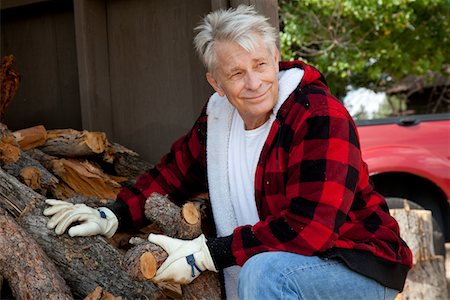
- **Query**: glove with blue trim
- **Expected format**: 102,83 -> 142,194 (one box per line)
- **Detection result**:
148,233 -> 218,284
44,199 -> 118,238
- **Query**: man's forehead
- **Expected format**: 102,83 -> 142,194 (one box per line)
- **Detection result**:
215,42 -> 271,70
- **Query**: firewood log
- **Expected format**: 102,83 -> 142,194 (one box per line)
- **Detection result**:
103,142 -> 153,183
26,148 -> 78,199
0,167 -> 165,299
51,158 -> 121,199
123,241 -> 168,281
24,148 -> 121,199
123,193 -> 222,299
0,207 -> 72,299
2,151 -> 59,193
144,193 -> 202,239
39,128 -> 107,157
0,123 -> 20,164
13,125 -> 47,150
0,126 -> 57,193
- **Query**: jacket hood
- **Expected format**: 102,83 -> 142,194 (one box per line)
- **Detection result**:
279,60 -> 329,91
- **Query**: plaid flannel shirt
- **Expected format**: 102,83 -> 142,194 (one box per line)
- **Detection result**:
111,60 -> 412,291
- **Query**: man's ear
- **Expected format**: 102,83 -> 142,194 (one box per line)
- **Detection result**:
206,73 -> 225,97
273,47 -> 280,71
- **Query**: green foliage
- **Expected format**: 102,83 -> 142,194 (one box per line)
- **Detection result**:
279,0 -> 450,99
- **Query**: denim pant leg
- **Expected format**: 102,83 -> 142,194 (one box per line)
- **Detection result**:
238,251 -> 398,300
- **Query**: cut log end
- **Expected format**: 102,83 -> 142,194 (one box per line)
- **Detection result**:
20,166 -> 41,190
140,252 -> 157,279
182,202 -> 200,225
0,141 -> 20,164
84,131 -> 107,154
13,125 -> 47,150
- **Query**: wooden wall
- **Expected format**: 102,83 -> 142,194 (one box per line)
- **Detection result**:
1,0 -> 82,130
1,0 -> 279,163
73,0 -> 214,162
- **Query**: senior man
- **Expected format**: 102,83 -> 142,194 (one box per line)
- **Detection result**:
44,5 -> 412,300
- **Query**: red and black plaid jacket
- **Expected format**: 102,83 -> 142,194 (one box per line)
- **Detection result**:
111,60 -> 412,291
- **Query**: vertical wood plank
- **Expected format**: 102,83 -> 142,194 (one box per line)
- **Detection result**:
1,1 -> 81,131
211,0 -> 229,11
73,0 -> 114,139
106,0 -> 213,163
230,0 -> 279,33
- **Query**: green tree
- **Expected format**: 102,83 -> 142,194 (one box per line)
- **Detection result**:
279,0 -> 450,101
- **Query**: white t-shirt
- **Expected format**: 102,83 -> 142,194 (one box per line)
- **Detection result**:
228,109 -> 273,226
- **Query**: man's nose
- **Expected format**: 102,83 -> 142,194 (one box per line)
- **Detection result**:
244,71 -> 262,90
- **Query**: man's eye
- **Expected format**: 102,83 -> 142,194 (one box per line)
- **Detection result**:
231,72 -> 242,78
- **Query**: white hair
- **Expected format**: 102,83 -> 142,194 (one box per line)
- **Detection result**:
194,5 -> 278,72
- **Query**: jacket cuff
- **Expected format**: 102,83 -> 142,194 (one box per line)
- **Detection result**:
108,199 -> 133,231
206,234 -> 236,270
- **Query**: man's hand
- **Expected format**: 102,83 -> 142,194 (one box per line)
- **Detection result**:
44,199 -> 118,238
148,234 -> 218,284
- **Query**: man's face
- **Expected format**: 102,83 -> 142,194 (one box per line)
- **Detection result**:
206,37 -> 279,130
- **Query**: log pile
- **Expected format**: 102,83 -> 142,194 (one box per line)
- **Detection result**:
0,122 -> 220,299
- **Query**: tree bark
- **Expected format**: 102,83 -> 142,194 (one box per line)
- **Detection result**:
144,193 -> 202,239
39,129 -> 107,157
0,167 -> 165,299
103,142 -> 153,183
0,207 -> 72,300
26,148 -> 78,199
3,150 -> 59,192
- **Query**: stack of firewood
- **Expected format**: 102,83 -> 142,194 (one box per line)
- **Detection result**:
0,122 -> 221,300
0,55 -> 220,299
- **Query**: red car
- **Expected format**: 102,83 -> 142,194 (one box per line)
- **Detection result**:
357,113 -> 450,252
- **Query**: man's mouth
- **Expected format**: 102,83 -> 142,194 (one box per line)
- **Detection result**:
243,85 -> 271,101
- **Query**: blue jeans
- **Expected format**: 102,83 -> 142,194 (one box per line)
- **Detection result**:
238,251 -> 398,300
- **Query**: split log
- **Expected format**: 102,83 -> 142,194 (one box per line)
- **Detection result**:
25,148 -> 121,199
51,158 -> 121,199
13,125 -> 47,150
0,167 -> 165,299
123,192 -> 222,299
0,207 -> 72,299
390,205 -> 448,300
39,128 -> 107,157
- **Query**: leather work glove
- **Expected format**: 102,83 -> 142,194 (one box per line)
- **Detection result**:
43,199 -> 118,238
148,233 -> 218,284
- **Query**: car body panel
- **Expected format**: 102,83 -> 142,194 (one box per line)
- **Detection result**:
357,116 -> 450,199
